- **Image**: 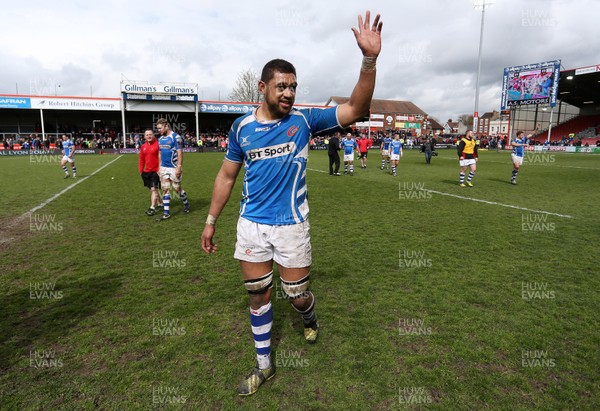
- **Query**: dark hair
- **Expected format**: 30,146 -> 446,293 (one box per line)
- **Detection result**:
260,59 -> 296,82
516,130 -> 524,137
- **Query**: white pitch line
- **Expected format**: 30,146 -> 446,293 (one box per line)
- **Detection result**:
432,156 -> 600,170
307,167 -> 573,218
307,168 -> 329,174
481,159 -> 600,171
21,155 -> 123,219
423,189 -> 573,219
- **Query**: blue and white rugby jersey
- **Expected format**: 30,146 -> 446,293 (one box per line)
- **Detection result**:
158,132 -> 180,168
390,140 -> 403,155
382,137 -> 392,151
62,139 -> 74,156
512,137 -> 526,157
341,138 -> 357,155
226,106 -> 340,225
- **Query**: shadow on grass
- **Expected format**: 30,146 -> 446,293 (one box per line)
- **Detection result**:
488,177 -> 515,185
441,179 -> 460,187
0,273 -> 122,371
190,197 -> 210,212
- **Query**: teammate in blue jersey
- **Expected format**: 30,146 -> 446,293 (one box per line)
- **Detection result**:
388,134 -> 403,176
510,130 -> 534,185
201,11 -> 383,396
60,134 -> 77,178
156,118 -> 190,220
380,134 -> 392,170
341,132 -> 358,175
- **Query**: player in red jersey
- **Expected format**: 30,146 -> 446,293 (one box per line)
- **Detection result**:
357,134 -> 373,169
139,129 -> 161,216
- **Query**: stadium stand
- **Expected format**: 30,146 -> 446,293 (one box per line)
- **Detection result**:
532,114 -> 600,145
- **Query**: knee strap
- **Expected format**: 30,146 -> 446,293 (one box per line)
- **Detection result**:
281,274 -> 310,299
244,271 -> 273,295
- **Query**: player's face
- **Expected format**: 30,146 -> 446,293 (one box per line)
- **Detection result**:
144,131 -> 155,143
156,124 -> 169,136
260,71 -> 297,118
346,133 -> 352,140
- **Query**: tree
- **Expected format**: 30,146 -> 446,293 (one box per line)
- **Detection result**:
229,68 -> 262,103
458,114 -> 474,128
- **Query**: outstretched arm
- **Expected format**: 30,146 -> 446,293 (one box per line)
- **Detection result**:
337,11 -> 383,128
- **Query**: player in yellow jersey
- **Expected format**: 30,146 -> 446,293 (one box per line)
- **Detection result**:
457,130 -> 478,187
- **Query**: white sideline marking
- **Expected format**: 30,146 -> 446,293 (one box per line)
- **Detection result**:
423,189 -> 573,219
22,155 -> 123,219
481,159 -> 600,171
307,167 -> 573,218
307,168 -> 328,174
1,155 -> 123,246
437,156 -> 600,171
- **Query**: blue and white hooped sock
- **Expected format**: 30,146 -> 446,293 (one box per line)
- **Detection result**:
250,301 -> 273,369
163,194 -> 171,215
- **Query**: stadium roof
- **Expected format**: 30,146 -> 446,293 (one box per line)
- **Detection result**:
558,64 -> 600,108
325,97 -> 427,116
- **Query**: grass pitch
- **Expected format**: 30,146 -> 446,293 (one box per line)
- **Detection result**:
0,148 -> 598,410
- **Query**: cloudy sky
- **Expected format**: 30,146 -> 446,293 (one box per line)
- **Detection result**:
1,0 -> 597,122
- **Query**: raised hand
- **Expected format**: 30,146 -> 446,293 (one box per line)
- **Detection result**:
351,11 -> 383,58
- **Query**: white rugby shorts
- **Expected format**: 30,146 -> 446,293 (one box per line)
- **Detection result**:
234,217 -> 312,268
459,158 -> 477,167
159,166 -> 181,183
512,154 -> 524,166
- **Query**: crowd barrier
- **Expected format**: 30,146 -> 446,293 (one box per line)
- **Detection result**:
2,146 -> 599,157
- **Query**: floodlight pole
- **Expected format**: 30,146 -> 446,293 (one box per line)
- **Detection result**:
121,93 -> 127,148
547,107 -> 554,143
473,0 -> 493,136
